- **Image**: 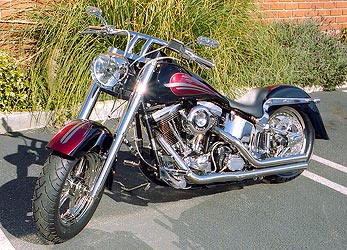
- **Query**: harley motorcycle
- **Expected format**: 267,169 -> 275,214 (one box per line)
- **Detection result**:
32,6 -> 329,243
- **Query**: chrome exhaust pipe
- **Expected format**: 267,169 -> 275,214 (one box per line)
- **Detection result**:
157,135 -> 308,185
212,126 -> 309,168
186,162 -> 308,185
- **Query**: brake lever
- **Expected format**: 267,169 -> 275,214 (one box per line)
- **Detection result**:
80,26 -> 107,35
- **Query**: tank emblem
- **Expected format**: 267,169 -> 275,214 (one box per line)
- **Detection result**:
165,73 -> 219,96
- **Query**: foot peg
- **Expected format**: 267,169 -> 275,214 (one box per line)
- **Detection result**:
123,159 -> 140,167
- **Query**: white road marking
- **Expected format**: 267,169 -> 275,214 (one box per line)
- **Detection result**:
312,154 -> 347,174
302,170 -> 347,196
0,226 -> 15,250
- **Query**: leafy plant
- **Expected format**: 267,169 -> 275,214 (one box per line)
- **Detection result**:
231,22 -> 347,91
339,27 -> 347,43
0,51 -> 32,112
270,22 -> 347,91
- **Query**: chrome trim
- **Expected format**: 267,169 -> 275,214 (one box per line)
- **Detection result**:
157,135 -> 190,171
213,126 -> 309,168
152,104 -> 181,122
82,26 -> 214,68
264,97 -> 314,107
156,134 -> 308,185
313,98 -> 320,103
186,162 -> 308,184
78,83 -> 101,120
124,32 -> 167,60
257,97 -> 317,124
197,101 -> 222,116
89,60 -> 158,198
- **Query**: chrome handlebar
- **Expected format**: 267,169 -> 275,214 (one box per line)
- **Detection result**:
81,26 -> 215,69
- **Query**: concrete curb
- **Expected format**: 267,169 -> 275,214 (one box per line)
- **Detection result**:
0,84 -> 346,134
0,100 -> 125,134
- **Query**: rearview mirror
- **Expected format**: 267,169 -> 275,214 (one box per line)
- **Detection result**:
86,6 -> 108,27
86,6 -> 102,17
197,36 -> 219,49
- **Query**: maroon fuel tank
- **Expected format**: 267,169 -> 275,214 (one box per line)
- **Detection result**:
144,62 -> 230,108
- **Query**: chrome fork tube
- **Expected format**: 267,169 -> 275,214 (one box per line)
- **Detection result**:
90,61 -> 157,198
78,82 -> 101,120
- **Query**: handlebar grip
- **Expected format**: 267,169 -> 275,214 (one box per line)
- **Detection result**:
184,48 -> 215,69
194,56 -> 215,69
88,26 -> 105,30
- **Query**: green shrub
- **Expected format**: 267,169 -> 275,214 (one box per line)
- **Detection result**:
0,51 -> 32,112
271,22 -> 347,91
234,22 -> 347,91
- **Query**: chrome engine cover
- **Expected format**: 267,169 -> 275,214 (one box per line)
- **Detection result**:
182,102 -> 221,135
224,113 -> 254,143
150,102 -> 250,189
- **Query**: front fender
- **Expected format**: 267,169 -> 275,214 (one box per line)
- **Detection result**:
47,120 -> 113,158
266,85 -> 329,140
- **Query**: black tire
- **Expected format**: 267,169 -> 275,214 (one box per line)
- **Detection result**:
263,106 -> 315,183
32,151 -> 104,243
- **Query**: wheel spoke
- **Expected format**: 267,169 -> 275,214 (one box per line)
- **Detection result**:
58,152 -> 103,226
278,146 -> 290,157
288,132 -> 303,147
60,188 -> 71,206
267,108 -> 305,157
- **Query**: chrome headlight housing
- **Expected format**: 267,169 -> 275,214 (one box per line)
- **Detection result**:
91,53 -> 128,88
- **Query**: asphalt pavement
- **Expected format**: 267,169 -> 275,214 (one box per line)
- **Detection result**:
0,88 -> 346,250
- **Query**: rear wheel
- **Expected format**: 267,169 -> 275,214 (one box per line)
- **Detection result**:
32,151 -> 104,243
263,106 -> 314,183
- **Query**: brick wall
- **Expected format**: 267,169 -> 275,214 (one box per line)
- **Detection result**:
256,0 -> 347,31
0,0 -> 45,59
0,0 -> 39,19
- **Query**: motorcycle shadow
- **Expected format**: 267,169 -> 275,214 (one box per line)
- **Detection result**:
106,150 -> 263,207
0,130 -> 50,243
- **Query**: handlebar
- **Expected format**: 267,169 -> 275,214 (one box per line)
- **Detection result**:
185,48 -> 215,69
81,26 -> 215,69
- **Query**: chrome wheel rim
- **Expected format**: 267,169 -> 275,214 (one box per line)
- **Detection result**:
268,109 -> 306,157
59,152 -> 102,226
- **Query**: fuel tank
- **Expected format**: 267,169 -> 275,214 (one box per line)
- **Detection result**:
144,62 -> 230,107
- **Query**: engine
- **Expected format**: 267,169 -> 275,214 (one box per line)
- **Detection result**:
151,102 -> 246,176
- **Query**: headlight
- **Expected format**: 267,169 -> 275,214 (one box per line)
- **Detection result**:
91,53 -> 128,88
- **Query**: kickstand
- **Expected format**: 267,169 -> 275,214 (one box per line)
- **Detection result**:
115,181 -> 151,192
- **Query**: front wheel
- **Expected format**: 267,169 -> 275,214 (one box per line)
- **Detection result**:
32,151 -> 104,243
263,106 -> 315,183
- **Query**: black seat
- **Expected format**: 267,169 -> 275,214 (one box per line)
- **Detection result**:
227,87 -> 268,118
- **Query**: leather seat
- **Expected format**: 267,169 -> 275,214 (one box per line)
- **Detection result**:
227,87 -> 268,118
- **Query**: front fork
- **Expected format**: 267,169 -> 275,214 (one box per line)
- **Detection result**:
78,83 -> 101,120
86,60 -> 158,199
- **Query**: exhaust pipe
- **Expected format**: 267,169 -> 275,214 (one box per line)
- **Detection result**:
157,135 -> 308,185
212,126 -> 309,168
186,162 -> 308,184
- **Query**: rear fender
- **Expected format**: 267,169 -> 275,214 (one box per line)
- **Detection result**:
265,85 -> 329,140
47,120 -> 113,159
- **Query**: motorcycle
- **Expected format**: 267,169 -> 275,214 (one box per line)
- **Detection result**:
32,6 -> 329,243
